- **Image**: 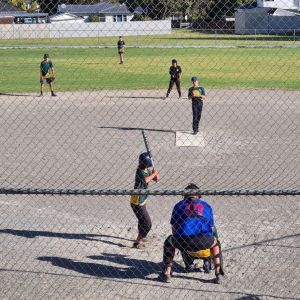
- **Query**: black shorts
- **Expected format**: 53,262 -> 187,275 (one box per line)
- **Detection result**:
173,234 -> 215,252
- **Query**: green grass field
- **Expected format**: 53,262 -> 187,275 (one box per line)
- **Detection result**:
0,46 -> 299,92
0,29 -> 299,47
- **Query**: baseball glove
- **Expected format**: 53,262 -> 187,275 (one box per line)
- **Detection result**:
192,89 -> 201,98
44,72 -> 55,82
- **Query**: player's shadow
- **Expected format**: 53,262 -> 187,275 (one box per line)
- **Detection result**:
98,126 -> 176,133
235,296 -> 262,300
0,229 -> 131,247
106,96 -> 165,99
0,93 -> 30,97
37,253 -> 162,280
223,233 -> 300,252
37,253 -> 189,281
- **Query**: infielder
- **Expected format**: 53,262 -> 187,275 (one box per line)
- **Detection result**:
130,152 -> 160,249
39,54 -> 56,97
188,76 -> 206,134
165,59 -> 182,99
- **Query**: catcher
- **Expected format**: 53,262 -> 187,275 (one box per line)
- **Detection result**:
39,54 -> 56,97
117,36 -> 126,64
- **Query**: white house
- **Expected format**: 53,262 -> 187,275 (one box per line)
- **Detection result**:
57,2 -> 134,23
235,0 -> 300,34
50,13 -> 85,24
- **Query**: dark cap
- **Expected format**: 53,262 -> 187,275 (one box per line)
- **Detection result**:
191,76 -> 198,82
43,54 -> 49,58
183,183 -> 201,199
172,59 -> 177,64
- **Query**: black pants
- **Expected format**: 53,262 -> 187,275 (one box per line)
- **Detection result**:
167,78 -> 181,97
163,234 -> 214,267
192,99 -> 203,133
131,204 -> 152,238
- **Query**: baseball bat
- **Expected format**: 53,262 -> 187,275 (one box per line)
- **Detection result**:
141,130 -> 159,181
141,130 -> 155,169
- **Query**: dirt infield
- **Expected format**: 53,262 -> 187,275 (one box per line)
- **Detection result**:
0,89 -> 299,299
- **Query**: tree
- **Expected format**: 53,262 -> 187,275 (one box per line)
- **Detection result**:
206,0 -> 237,20
29,1 -> 39,12
39,0 -> 60,14
21,2 -> 26,10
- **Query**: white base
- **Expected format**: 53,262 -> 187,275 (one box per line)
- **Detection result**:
176,131 -> 205,147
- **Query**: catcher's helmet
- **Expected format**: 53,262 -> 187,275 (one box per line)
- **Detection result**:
139,152 -> 153,168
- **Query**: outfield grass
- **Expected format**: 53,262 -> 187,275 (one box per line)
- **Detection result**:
0,47 -> 299,92
0,29 -> 299,48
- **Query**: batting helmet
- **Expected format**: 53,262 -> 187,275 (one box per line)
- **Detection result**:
139,152 -> 153,168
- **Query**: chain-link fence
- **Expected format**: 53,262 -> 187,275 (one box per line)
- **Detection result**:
0,0 -> 299,299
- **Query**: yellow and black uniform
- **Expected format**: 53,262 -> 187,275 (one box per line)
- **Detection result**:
166,65 -> 182,97
188,86 -> 206,134
130,167 -> 152,238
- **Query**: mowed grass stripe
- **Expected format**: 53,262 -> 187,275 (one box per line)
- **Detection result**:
0,47 -> 299,92
0,29 -> 299,47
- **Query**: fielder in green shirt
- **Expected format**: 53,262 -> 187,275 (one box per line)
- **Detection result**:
39,54 -> 57,97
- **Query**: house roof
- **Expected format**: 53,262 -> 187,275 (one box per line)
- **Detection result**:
0,11 -> 48,17
133,5 -> 144,15
58,2 -> 132,15
273,8 -> 300,16
50,12 -> 84,21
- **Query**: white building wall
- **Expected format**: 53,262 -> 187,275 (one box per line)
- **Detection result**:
0,20 -> 171,39
257,0 -> 299,9
104,15 -> 134,23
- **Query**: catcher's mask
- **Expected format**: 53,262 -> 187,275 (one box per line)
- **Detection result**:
139,152 -> 153,168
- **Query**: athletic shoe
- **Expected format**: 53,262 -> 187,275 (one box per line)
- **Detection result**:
133,241 -> 145,249
185,263 -> 202,273
214,273 -> 224,284
193,131 -> 199,135
38,92 -> 43,97
51,92 -> 57,97
203,259 -> 212,273
158,273 -> 171,283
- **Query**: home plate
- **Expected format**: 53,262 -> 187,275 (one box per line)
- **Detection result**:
176,131 -> 205,147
